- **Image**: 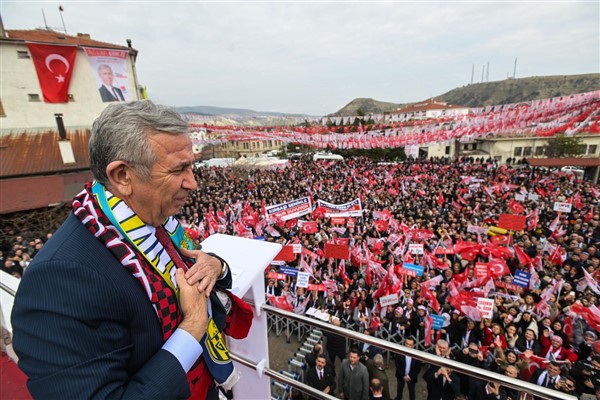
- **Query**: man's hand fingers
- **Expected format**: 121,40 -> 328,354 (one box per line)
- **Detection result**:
197,276 -> 216,297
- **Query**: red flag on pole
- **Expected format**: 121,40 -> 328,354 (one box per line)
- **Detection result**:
508,199 -> 525,214
266,294 -> 294,312
26,43 -> 78,103
436,192 -> 445,206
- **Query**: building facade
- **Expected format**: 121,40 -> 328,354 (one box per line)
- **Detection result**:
0,29 -> 141,133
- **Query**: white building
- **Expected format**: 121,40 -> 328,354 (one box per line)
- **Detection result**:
0,28 -> 142,133
388,98 -> 469,121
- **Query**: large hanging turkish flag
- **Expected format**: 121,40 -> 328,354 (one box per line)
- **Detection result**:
27,43 -> 77,103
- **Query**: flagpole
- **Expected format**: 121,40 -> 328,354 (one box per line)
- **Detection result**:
58,5 -> 67,34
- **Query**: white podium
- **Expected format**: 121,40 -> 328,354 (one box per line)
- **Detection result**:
201,234 -> 281,399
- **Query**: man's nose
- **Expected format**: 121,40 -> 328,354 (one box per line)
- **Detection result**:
182,168 -> 198,191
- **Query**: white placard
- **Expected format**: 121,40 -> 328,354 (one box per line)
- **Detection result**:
409,243 -> 424,255
477,297 -> 494,319
528,193 -> 539,202
379,293 -> 399,307
467,225 -> 489,234
515,194 -> 525,202
296,271 -> 310,288
553,202 -> 572,213
293,244 -> 302,254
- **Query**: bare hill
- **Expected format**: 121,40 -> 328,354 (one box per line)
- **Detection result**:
334,73 -> 600,116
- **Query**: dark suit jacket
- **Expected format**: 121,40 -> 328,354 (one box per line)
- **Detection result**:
99,85 -> 125,102
424,366 -> 461,400
394,353 -> 422,382
514,337 -> 542,355
305,365 -> 336,399
11,213 -> 232,399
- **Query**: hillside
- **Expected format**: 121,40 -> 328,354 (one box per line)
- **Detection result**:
328,98 -> 409,117
334,73 -> 600,116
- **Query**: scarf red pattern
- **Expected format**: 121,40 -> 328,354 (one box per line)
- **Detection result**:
72,183 -> 212,398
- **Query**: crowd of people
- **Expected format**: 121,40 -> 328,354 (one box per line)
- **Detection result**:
3,154 -> 600,399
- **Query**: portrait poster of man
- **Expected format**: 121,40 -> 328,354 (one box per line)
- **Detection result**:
84,47 -> 131,102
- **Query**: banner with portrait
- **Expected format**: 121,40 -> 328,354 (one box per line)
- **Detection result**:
83,47 -> 131,102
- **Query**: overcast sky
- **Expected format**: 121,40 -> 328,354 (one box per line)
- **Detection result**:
2,1 -> 598,115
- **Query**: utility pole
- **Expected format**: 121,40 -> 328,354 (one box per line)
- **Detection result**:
513,57 -> 518,78
481,65 -> 485,83
486,61 -> 490,82
470,64 -> 474,84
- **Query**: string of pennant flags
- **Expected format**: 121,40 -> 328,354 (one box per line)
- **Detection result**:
190,90 -> 600,149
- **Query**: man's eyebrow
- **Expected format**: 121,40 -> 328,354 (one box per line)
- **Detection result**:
172,160 -> 192,170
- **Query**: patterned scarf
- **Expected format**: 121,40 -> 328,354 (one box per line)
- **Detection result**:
72,182 -> 238,398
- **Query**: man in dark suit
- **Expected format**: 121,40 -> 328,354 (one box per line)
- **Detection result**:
423,365 -> 461,400
305,354 -> 336,399
394,337 -> 422,400
515,328 -> 542,355
98,64 -> 125,102
530,361 -> 562,390
11,101 -> 246,399
305,343 -> 323,370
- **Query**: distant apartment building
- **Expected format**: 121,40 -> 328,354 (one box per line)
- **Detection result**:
387,98 -> 470,121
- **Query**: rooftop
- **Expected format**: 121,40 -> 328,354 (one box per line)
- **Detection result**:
2,29 -> 134,52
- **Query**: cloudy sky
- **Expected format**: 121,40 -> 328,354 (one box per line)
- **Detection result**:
2,1 -> 598,115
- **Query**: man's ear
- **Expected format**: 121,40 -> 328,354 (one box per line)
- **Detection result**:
106,160 -> 133,196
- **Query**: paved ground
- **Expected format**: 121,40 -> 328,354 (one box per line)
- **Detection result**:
267,328 -> 430,399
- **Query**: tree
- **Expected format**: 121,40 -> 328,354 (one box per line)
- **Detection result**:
545,134 -> 586,157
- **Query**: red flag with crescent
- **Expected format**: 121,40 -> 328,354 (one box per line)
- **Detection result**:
27,43 -> 78,102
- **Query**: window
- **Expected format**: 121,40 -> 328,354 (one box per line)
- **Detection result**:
28,94 -> 41,102
523,146 -> 532,157
588,145 -> 597,155
17,50 -> 30,59
243,142 -> 249,150
445,146 -> 450,155
513,147 -> 522,156
534,146 -> 544,156
463,144 -> 469,150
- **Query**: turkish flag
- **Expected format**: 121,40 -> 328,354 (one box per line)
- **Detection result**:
312,206 -> 326,219
572,193 -> 585,210
488,258 -> 510,278
27,43 -> 77,103
273,245 -> 296,262
374,220 -> 389,232
520,354 -> 547,382
266,294 -> 293,312
420,285 -> 441,313
437,192 -> 445,206
491,235 -> 510,246
301,221 -> 318,234
513,245 -> 532,267
508,199 -> 525,214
